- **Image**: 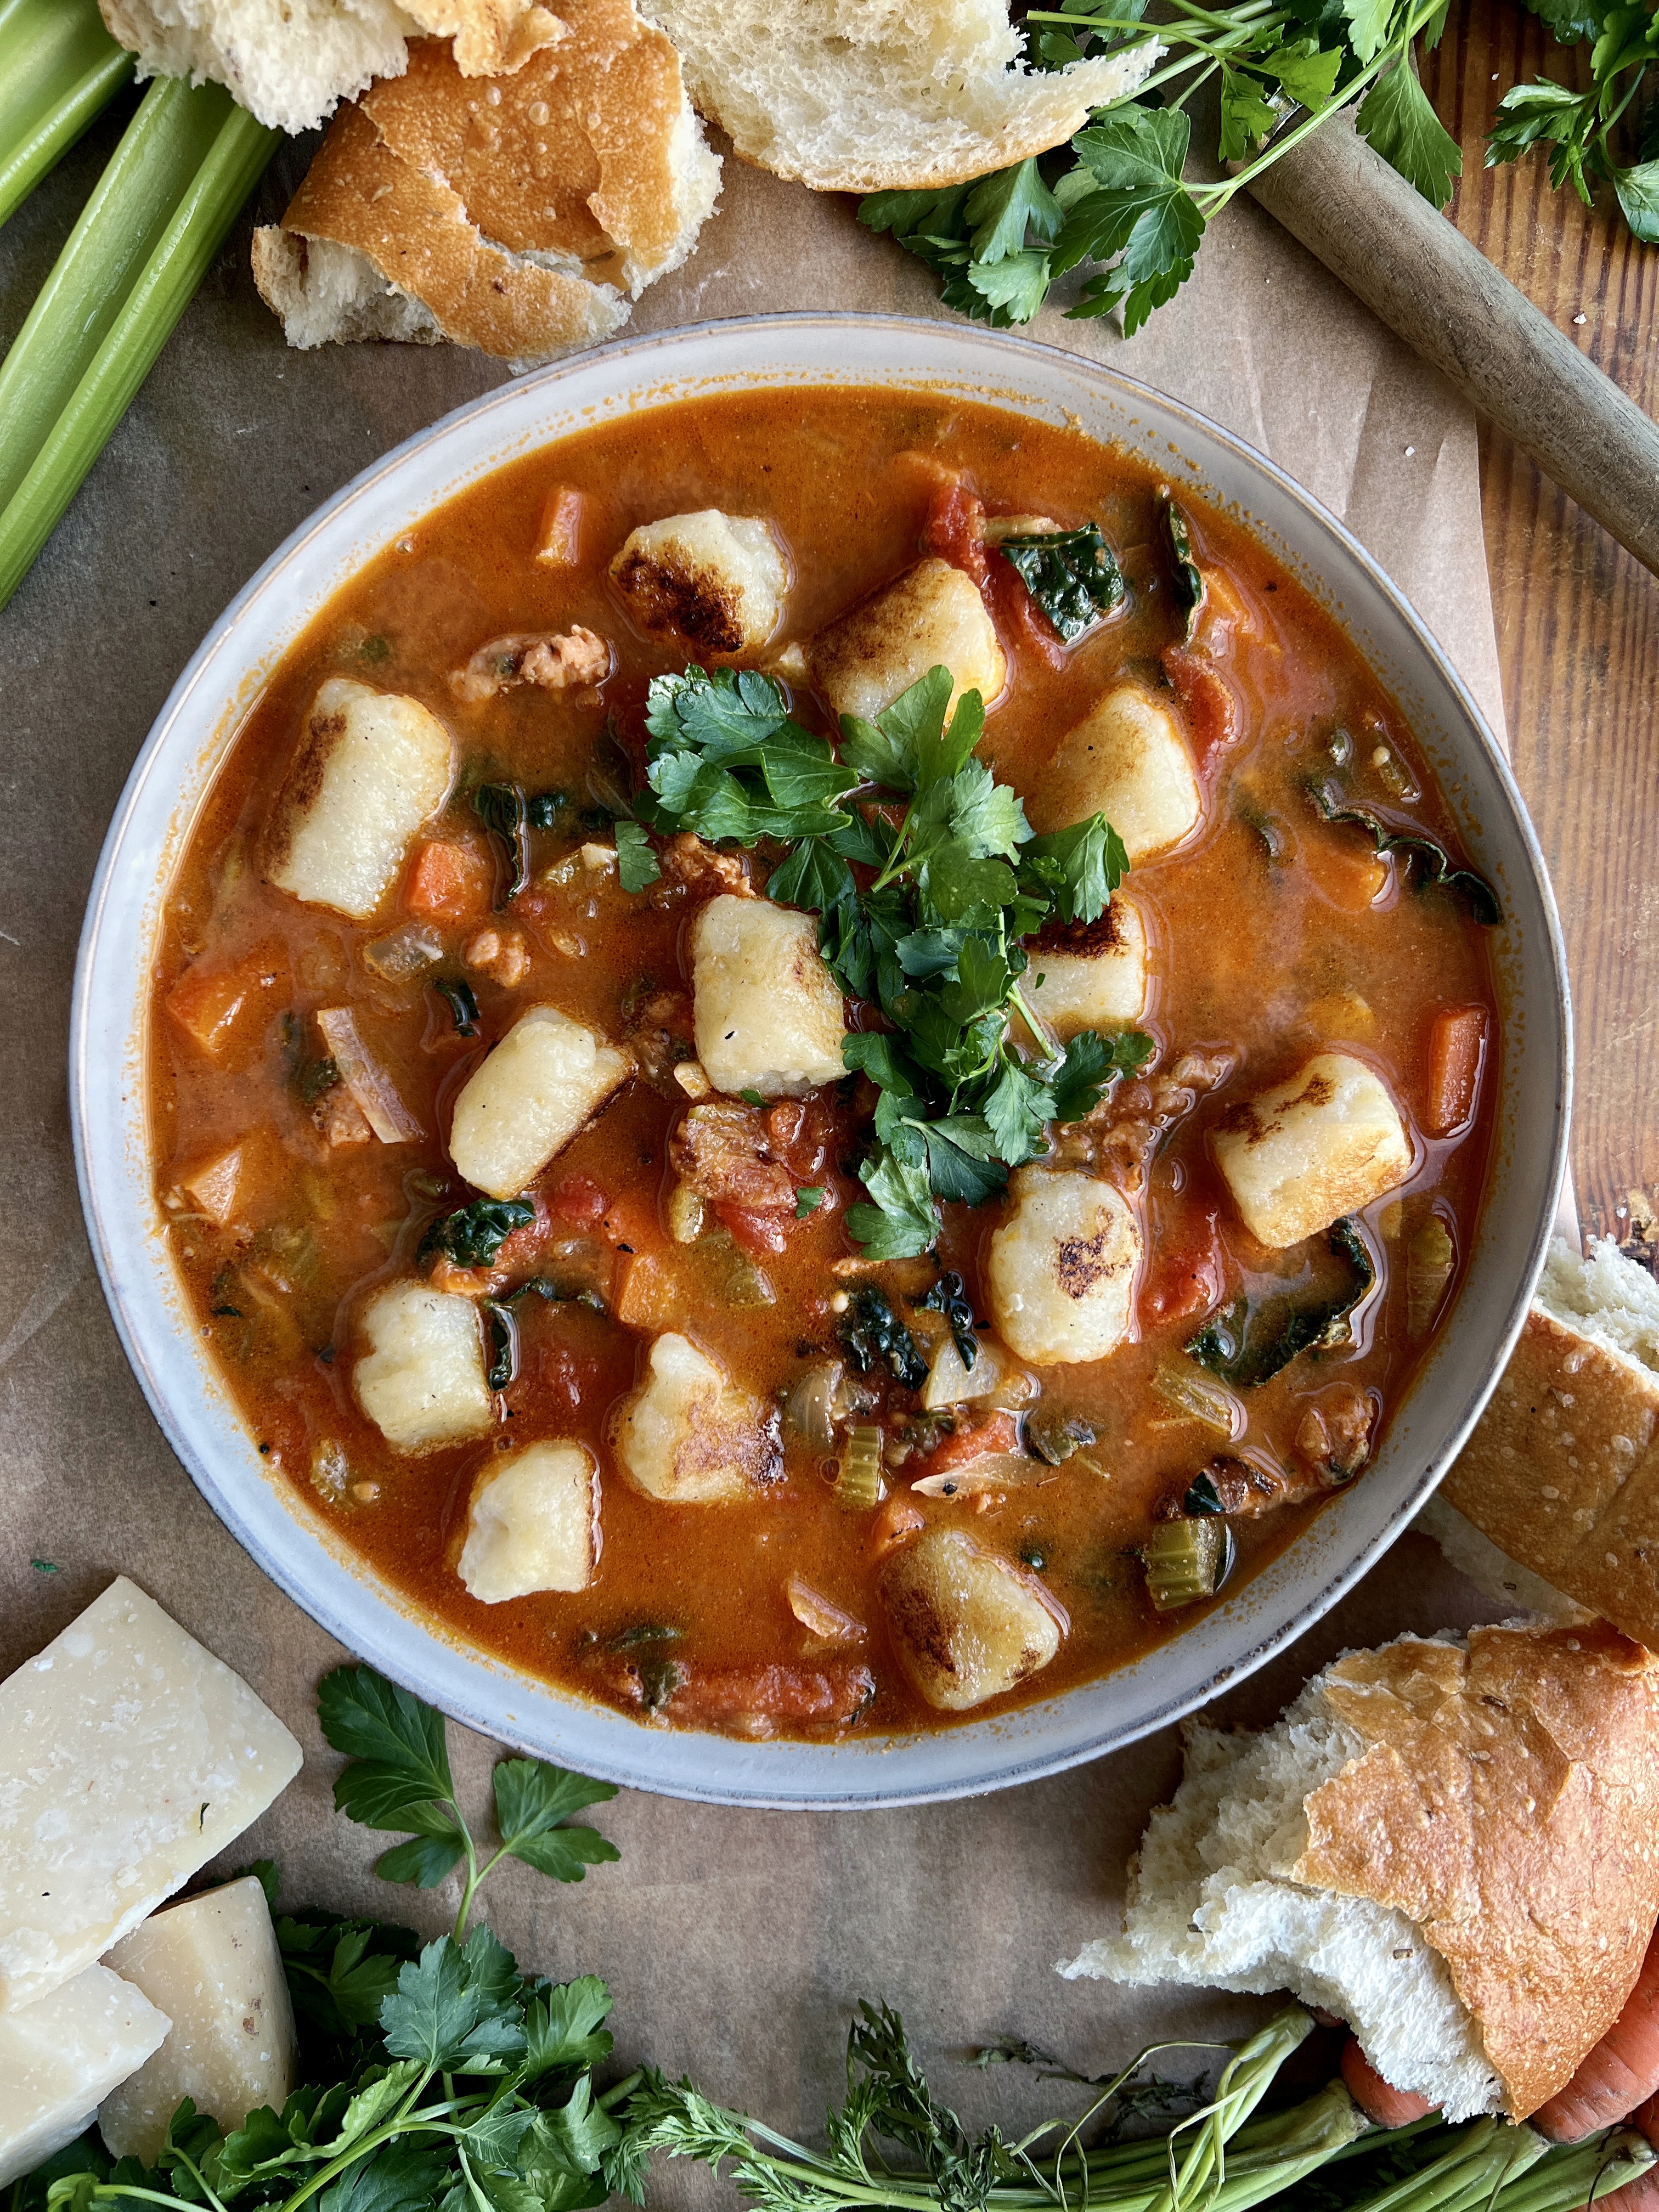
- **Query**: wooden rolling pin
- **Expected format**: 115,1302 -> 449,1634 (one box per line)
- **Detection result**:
1243,116 -> 1659,575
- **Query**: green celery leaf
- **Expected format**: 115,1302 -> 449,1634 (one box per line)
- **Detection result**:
1261,37 -> 1345,106
965,248 -> 1055,321
847,1147 -> 941,1258
964,156 -> 1063,261
319,1666 -> 455,1798
612,819 -> 660,893
1218,65 -> 1280,160
1615,158 -> 1659,238
996,524 -> 1125,641
524,1976 -> 616,2081
316,2142 -> 454,2212
1486,77 -> 1593,163
459,2107 -> 538,2167
1520,0 -> 1609,36
1356,63 -> 1463,205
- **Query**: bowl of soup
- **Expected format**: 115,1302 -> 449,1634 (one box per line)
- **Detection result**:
73,313 -> 1569,1805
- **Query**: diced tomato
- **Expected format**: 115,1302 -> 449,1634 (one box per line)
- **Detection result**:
922,479 -> 991,585
716,1201 -> 790,1256
867,1494 -> 926,1560
549,1172 -> 608,1229
1141,1209 -> 1225,1329
1164,645 -> 1242,774
403,838 -> 494,924
165,940 -> 287,1065
910,1410 -> 1020,1480
1423,1005 -> 1488,1138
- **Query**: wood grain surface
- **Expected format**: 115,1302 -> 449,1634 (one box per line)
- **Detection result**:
1426,2 -> 1659,1254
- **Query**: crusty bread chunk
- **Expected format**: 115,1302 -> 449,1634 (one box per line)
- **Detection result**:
611,511 -> 787,658
637,0 -> 1159,190
615,1331 -> 781,1502
1018,896 -> 1148,1045
356,1281 -> 493,1450
1026,684 -> 1201,860
1441,1237 -> 1659,1649
691,894 -> 846,1099
99,0 -> 562,133
1065,1621 -> 1659,2123
1213,1052 -> 1411,1249
809,560 -> 1006,724
265,677 -> 453,921
253,10 -> 720,366
1413,1494 -> 1589,1625
882,1527 -> 1062,1710
448,1005 -> 631,1200
985,1168 -> 1140,1365
458,1442 -> 597,1600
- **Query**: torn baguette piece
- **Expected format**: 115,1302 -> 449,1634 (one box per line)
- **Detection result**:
1063,1620 -> 1659,2124
1439,1236 -> 1659,1651
253,8 -> 719,368
638,0 -> 1160,190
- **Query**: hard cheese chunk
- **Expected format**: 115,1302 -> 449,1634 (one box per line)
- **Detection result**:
617,1332 -> 780,1502
266,677 -> 453,919
691,895 -> 845,1099
459,1443 -> 598,1602
610,510 -> 787,658
1214,1051 -> 1412,1248
0,1579 -> 301,2015
882,1530 -> 1061,1712
1028,684 -> 1201,860
448,1005 -> 631,1198
0,1966 -> 170,2187
355,1280 -> 494,1452
1019,897 -> 1148,1043
99,1877 -> 296,2164
986,1169 -> 1141,1365
809,558 -> 1006,721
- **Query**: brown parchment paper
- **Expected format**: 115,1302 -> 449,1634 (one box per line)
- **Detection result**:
0,115 -> 1519,2181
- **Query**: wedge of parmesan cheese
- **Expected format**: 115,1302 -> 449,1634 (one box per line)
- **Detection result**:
99,1877 -> 297,2164
0,1966 -> 170,2186
0,1579 -> 301,2016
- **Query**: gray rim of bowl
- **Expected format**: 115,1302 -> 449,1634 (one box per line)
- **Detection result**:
70,310 -> 1572,1807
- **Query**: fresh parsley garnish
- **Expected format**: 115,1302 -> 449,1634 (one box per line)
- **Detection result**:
420,1197 -> 535,1268
795,1186 -> 825,1217
643,662 -> 1148,1259
998,523 -> 1125,641
613,817 -> 661,892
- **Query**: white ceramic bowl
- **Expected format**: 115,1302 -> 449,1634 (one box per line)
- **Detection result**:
73,314 -> 1570,1807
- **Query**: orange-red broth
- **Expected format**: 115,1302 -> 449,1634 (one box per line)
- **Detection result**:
151,389 -> 1498,1740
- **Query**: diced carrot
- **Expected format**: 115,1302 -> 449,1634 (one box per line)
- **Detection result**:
403,838 -> 495,924
533,483 -> 583,566
1536,1926 -> 1659,2141
599,1186 -> 667,1258
165,941 -> 286,1064
1423,1005 -> 1488,1138
612,1250 -> 680,1330
549,1172 -> 608,1229
867,1493 -> 926,1560
1339,2038 -> 1438,2127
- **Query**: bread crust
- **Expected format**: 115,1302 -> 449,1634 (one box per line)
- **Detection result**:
1294,1622 -> 1659,2119
1442,1309 -> 1659,1650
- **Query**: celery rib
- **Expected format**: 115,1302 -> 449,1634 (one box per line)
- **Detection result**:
0,75 -> 278,610
0,0 -> 132,232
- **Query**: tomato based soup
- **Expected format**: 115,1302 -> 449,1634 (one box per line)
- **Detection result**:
150,389 -> 1499,1740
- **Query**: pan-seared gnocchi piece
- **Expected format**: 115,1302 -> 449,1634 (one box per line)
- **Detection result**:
448,1006 -> 632,1200
809,558 -> 1006,722
615,1331 -> 782,1503
986,1168 -> 1141,1365
1212,1051 -> 1412,1249
265,679 -> 453,919
610,510 -> 787,659
691,894 -> 846,1099
1026,683 -> 1201,861
355,1281 -> 493,1452
458,1442 -> 598,1602
1017,896 -> 1148,1045
882,1527 -> 1062,1711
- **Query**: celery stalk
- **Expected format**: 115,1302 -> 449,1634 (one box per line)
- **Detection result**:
0,75 -> 278,611
0,0 -> 132,232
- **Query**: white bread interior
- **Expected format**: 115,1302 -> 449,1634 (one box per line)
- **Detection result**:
1412,1493 -> 1589,1624
1537,1234 -> 1659,1370
1062,1673 -> 1501,2121
637,0 -> 1161,191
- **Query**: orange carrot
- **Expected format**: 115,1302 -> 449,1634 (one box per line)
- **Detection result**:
403,837 -> 494,923
1584,2092 -> 1659,2212
1339,2037 -> 1438,2128
1536,1927 -> 1659,2142
1423,1005 -> 1488,1137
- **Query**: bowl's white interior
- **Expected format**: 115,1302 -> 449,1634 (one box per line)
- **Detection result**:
72,314 -> 1570,1807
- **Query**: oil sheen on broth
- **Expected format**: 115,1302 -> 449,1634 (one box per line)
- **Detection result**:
151,390 -> 1500,1741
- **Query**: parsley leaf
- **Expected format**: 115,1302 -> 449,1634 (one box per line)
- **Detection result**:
1356,61 -> 1463,204
492,1759 -> 620,1883
642,668 -> 855,844
846,1148 -> 943,1260
613,819 -> 661,892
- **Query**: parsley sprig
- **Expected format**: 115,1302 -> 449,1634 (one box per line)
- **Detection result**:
637,663 -> 1154,1260
1487,0 -> 1659,238
27,1668 -> 631,2212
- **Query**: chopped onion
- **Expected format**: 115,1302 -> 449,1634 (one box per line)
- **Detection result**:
785,1574 -> 865,1643
314,1007 -> 423,1144
1153,1362 -> 1245,1441
785,1359 -> 843,1451
363,922 -> 443,981
911,1454 -> 1053,1497
1407,1215 -> 1456,1340
921,1334 -> 1002,1412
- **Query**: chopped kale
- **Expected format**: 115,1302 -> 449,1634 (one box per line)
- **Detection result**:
607,1622 -> 683,1651
913,1270 -> 978,1369
1164,499 -> 1205,641
1187,1218 -> 1376,1389
998,523 -> 1125,642
296,1054 -> 340,1105
526,788 -> 571,828
432,975 -> 479,1037
1183,1468 -> 1226,1516
419,1197 -> 535,1268
838,1285 -> 928,1390
482,1300 -> 516,1389
1307,782 -> 1502,926
471,781 -> 530,901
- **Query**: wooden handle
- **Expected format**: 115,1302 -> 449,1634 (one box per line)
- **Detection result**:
1243,116 -> 1659,576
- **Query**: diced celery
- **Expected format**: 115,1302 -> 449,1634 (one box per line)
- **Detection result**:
1142,1516 -> 1234,1611
0,0 -> 132,233
0,76 -> 278,610
834,1424 -> 885,1510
